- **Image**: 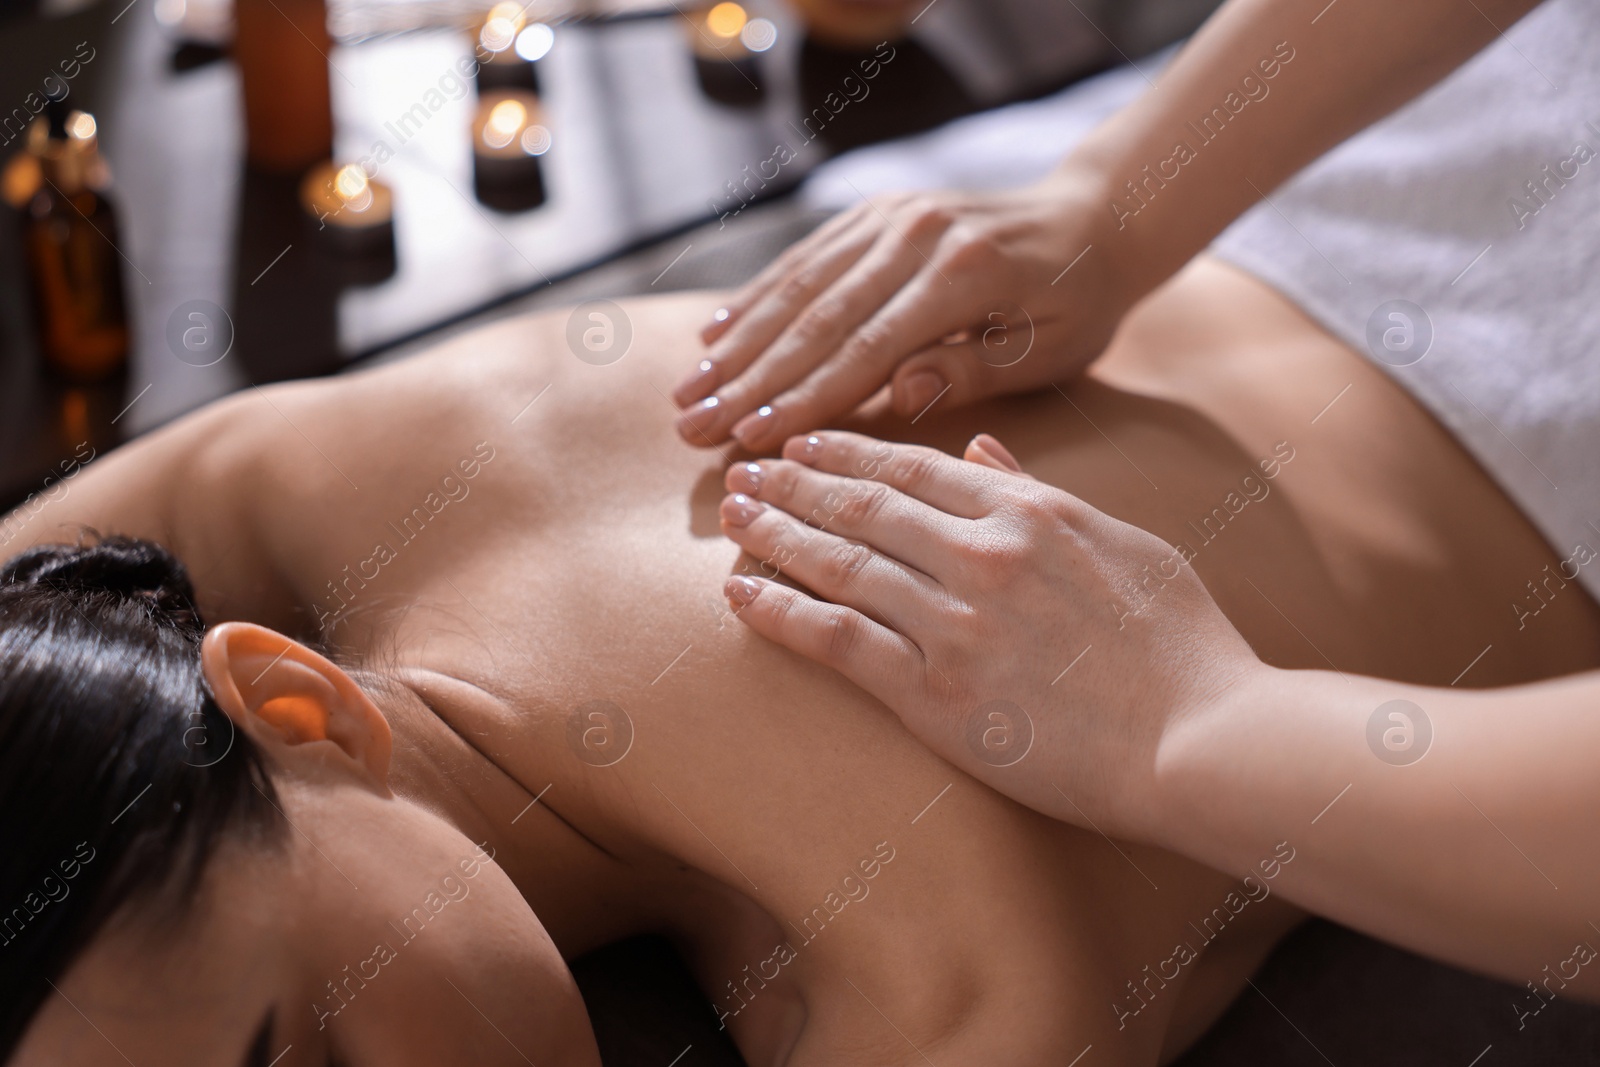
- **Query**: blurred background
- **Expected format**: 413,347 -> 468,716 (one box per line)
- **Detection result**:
0,0 -> 1220,511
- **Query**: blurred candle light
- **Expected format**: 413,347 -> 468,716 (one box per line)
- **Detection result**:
706,2 -> 747,37
478,6 -> 521,54
472,90 -> 548,211
482,98 -> 526,150
1,152 -> 42,210
687,2 -> 769,107
299,160 -> 396,267
475,2 -> 548,93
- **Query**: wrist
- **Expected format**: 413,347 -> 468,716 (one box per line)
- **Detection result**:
1139,657 -> 1289,855
1030,162 -> 1149,320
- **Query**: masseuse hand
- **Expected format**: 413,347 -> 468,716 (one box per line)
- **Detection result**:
677,0 -> 1544,455
673,173 -> 1127,452
717,430 -> 1260,836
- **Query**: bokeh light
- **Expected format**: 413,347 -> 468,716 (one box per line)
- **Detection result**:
520,125 -> 552,156
483,98 -> 528,149
740,17 -> 777,51
706,2 -> 747,39
333,164 -> 374,211
515,22 -> 555,62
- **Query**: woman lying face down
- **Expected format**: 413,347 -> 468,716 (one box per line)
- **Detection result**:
2,265 -> 1597,1066
0,539 -> 597,1067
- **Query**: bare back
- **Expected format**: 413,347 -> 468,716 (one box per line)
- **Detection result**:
13,259 -> 1598,1066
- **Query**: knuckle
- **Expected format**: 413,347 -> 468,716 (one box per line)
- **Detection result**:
834,482 -> 888,528
900,198 -> 953,233
938,227 -> 997,272
764,460 -> 804,504
762,583 -> 798,630
791,300 -> 843,346
821,607 -> 862,664
954,526 -> 1032,579
819,541 -> 872,588
887,448 -> 939,493
841,318 -> 895,363
778,270 -> 822,306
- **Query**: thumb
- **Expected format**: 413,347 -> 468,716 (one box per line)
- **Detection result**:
963,433 -> 1035,480
889,332 -> 1023,418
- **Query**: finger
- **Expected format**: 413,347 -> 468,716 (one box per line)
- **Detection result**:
698,207 -> 866,346
675,217 -> 877,415
718,491 -> 936,628
885,313 -> 1039,418
779,431 -> 1006,518
715,234 -> 932,450
962,434 -> 1033,480
726,265 -> 987,453
726,457 -> 966,574
723,574 -> 926,707
698,305 -> 734,349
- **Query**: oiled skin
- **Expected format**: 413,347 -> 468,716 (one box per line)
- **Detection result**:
11,259 -> 1598,1066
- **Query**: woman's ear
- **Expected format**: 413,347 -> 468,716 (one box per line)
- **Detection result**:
201,622 -> 393,788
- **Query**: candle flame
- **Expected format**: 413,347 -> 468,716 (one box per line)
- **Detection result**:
333,164 -> 374,212
480,16 -> 517,53
706,2 -> 747,38
483,98 -> 528,149
487,2 -> 526,31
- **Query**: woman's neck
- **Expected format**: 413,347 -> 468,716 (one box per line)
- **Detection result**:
381,667 -> 667,957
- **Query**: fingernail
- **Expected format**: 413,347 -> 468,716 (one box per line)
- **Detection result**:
973,432 -> 1022,472
676,395 -> 720,439
725,574 -> 763,608
731,405 -> 777,448
722,492 -> 764,526
900,370 -> 945,415
732,461 -> 764,493
713,307 -> 731,323
675,359 -> 717,404
796,435 -> 824,462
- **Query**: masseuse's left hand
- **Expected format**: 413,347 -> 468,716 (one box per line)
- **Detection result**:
718,430 -> 1261,836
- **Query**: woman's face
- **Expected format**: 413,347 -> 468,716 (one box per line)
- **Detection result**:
11,773 -> 601,1066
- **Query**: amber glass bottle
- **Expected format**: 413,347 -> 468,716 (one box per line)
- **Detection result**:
25,103 -> 129,384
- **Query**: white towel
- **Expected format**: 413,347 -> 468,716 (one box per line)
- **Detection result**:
802,4 -> 1600,604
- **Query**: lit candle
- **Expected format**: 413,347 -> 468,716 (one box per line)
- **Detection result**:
686,2 -> 776,107
299,161 -> 396,262
472,90 -> 551,212
475,2 -> 554,94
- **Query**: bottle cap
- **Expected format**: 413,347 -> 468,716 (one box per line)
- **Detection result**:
28,96 -> 108,196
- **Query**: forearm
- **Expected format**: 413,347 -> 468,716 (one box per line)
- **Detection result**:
1151,664 -> 1600,998
1058,0 -> 1544,294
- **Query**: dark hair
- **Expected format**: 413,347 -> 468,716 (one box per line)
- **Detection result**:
0,534 -> 281,1057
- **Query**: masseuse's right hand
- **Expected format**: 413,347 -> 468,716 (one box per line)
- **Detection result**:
672,170 -> 1129,453
718,431 -> 1263,838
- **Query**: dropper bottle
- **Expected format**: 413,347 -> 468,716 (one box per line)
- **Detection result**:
25,89 -> 129,384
